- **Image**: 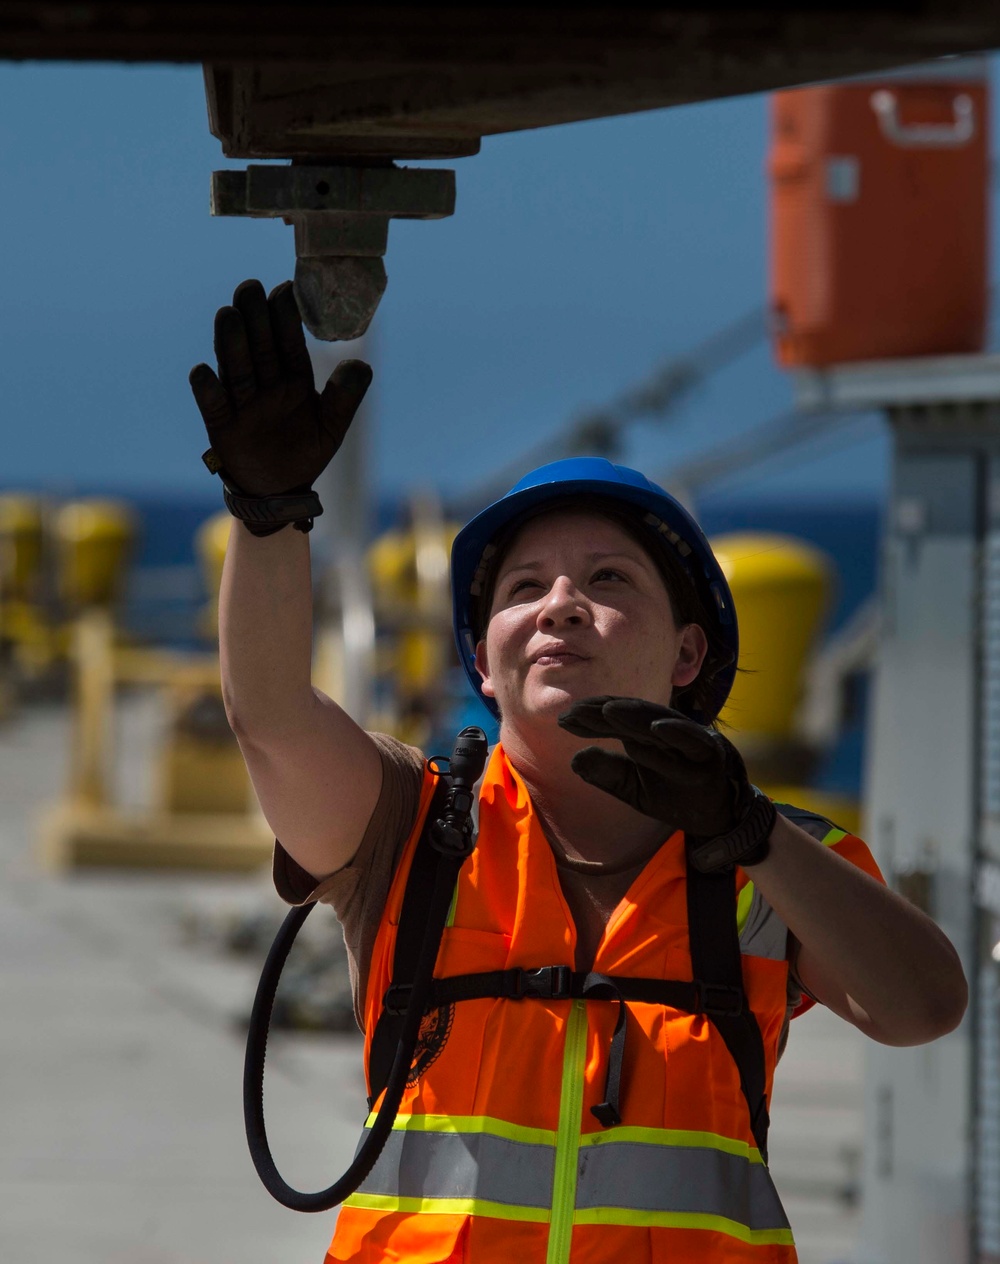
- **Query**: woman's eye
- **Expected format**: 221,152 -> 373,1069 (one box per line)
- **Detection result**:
508,578 -> 541,596
591,568 -> 625,583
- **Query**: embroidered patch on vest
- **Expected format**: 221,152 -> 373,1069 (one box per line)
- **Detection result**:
407,1003 -> 455,1086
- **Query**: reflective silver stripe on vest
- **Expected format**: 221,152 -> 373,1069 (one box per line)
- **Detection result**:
356,1128 -> 555,1209
355,1128 -> 788,1231
738,883 -> 789,961
576,1141 -> 790,1231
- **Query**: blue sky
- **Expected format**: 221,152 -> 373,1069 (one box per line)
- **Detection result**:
1,58 -> 995,504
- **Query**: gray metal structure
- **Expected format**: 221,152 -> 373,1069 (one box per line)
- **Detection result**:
209,163 -> 456,341
309,340 -> 376,726
9,8 -> 1000,340
794,355 -> 1000,1263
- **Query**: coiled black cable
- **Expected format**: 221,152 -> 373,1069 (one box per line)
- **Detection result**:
243,726 -> 488,1212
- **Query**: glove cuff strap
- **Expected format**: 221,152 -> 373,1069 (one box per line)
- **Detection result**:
223,485 -> 323,536
688,789 -> 777,874
203,449 -> 322,536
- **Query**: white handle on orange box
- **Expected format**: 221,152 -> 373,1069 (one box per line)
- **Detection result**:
870,89 -> 975,148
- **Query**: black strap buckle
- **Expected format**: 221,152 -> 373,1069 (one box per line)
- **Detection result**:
507,966 -> 573,1000
429,786 -> 478,857
383,983 -> 413,1016
695,982 -> 744,1017
429,817 -> 474,857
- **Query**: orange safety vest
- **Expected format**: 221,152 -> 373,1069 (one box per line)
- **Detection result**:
328,745 -> 874,1264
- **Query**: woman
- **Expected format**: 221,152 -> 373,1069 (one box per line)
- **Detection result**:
191,280 -> 968,1263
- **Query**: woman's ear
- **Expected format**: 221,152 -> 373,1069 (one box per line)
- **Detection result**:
672,623 -> 709,688
474,640 -> 495,700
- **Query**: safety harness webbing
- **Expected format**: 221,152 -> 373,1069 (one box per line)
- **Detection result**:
367,775 -> 453,1107
367,793 -> 771,1161
686,860 -> 770,1161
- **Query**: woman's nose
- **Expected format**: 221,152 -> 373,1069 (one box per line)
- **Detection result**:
537,577 -> 589,627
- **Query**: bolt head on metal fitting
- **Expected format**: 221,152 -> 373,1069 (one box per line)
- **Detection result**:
293,256 -> 387,341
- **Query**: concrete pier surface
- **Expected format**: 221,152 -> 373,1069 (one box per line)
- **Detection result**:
0,696 -> 863,1264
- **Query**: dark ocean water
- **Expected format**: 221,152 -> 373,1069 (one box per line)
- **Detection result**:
115,490 -> 880,796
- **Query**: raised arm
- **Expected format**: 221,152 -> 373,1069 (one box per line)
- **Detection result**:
741,813 -> 967,1045
190,279 -> 382,878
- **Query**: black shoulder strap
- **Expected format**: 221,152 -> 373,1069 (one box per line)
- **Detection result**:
367,776 -> 451,1108
686,861 -> 770,1161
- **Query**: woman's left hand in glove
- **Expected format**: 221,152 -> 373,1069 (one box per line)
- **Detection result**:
557,696 -> 776,873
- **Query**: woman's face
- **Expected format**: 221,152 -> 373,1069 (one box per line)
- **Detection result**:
474,510 -> 708,733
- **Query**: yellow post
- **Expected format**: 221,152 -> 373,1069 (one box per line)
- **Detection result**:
67,607 -> 116,808
55,501 -> 136,807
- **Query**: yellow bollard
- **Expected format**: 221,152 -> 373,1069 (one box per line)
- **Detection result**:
368,510 -> 459,743
710,532 -> 859,832
0,495 -> 45,715
40,502 -> 272,869
0,493 -> 61,684
157,510 -> 249,816
157,668 -> 252,816
0,494 -> 44,601
195,511 -> 232,641
54,500 -> 135,610
713,532 -> 832,741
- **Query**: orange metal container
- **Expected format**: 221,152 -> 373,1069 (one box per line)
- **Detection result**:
769,60 -> 989,367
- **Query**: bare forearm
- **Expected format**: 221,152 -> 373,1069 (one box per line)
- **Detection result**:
215,519 -> 384,877
744,815 -> 968,1044
218,522 -> 315,735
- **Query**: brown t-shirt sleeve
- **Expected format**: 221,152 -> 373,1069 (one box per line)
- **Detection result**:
271,731 -> 426,1030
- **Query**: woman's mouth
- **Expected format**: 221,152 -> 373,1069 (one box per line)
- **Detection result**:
533,649 -> 585,666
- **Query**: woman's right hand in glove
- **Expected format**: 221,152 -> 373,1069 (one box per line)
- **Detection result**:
188,278 -> 372,499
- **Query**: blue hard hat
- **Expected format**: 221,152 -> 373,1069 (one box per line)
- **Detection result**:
451,458 -> 738,724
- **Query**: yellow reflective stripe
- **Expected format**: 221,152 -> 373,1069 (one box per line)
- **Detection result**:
574,1206 -> 795,1244
740,824 -> 848,945
361,1111 -> 556,1147
343,1199 -> 794,1245
445,882 -> 459,928
547,1000 -> 587,1264
344,1197 -> 795,1245
578,1126 -> 763,1163
363,1117 -> 759,1162
736,881 -> 755,935
348,1125 -> 788,1241
344,1191 -> 549,1223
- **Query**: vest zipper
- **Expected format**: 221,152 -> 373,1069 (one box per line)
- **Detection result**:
546,999 -> 587,1264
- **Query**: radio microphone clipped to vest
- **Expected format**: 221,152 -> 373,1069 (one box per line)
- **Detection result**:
430,726 -> 488,856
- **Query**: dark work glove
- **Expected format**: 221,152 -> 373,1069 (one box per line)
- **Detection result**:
557,696 -> 776,873
189,279 -> 372,534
